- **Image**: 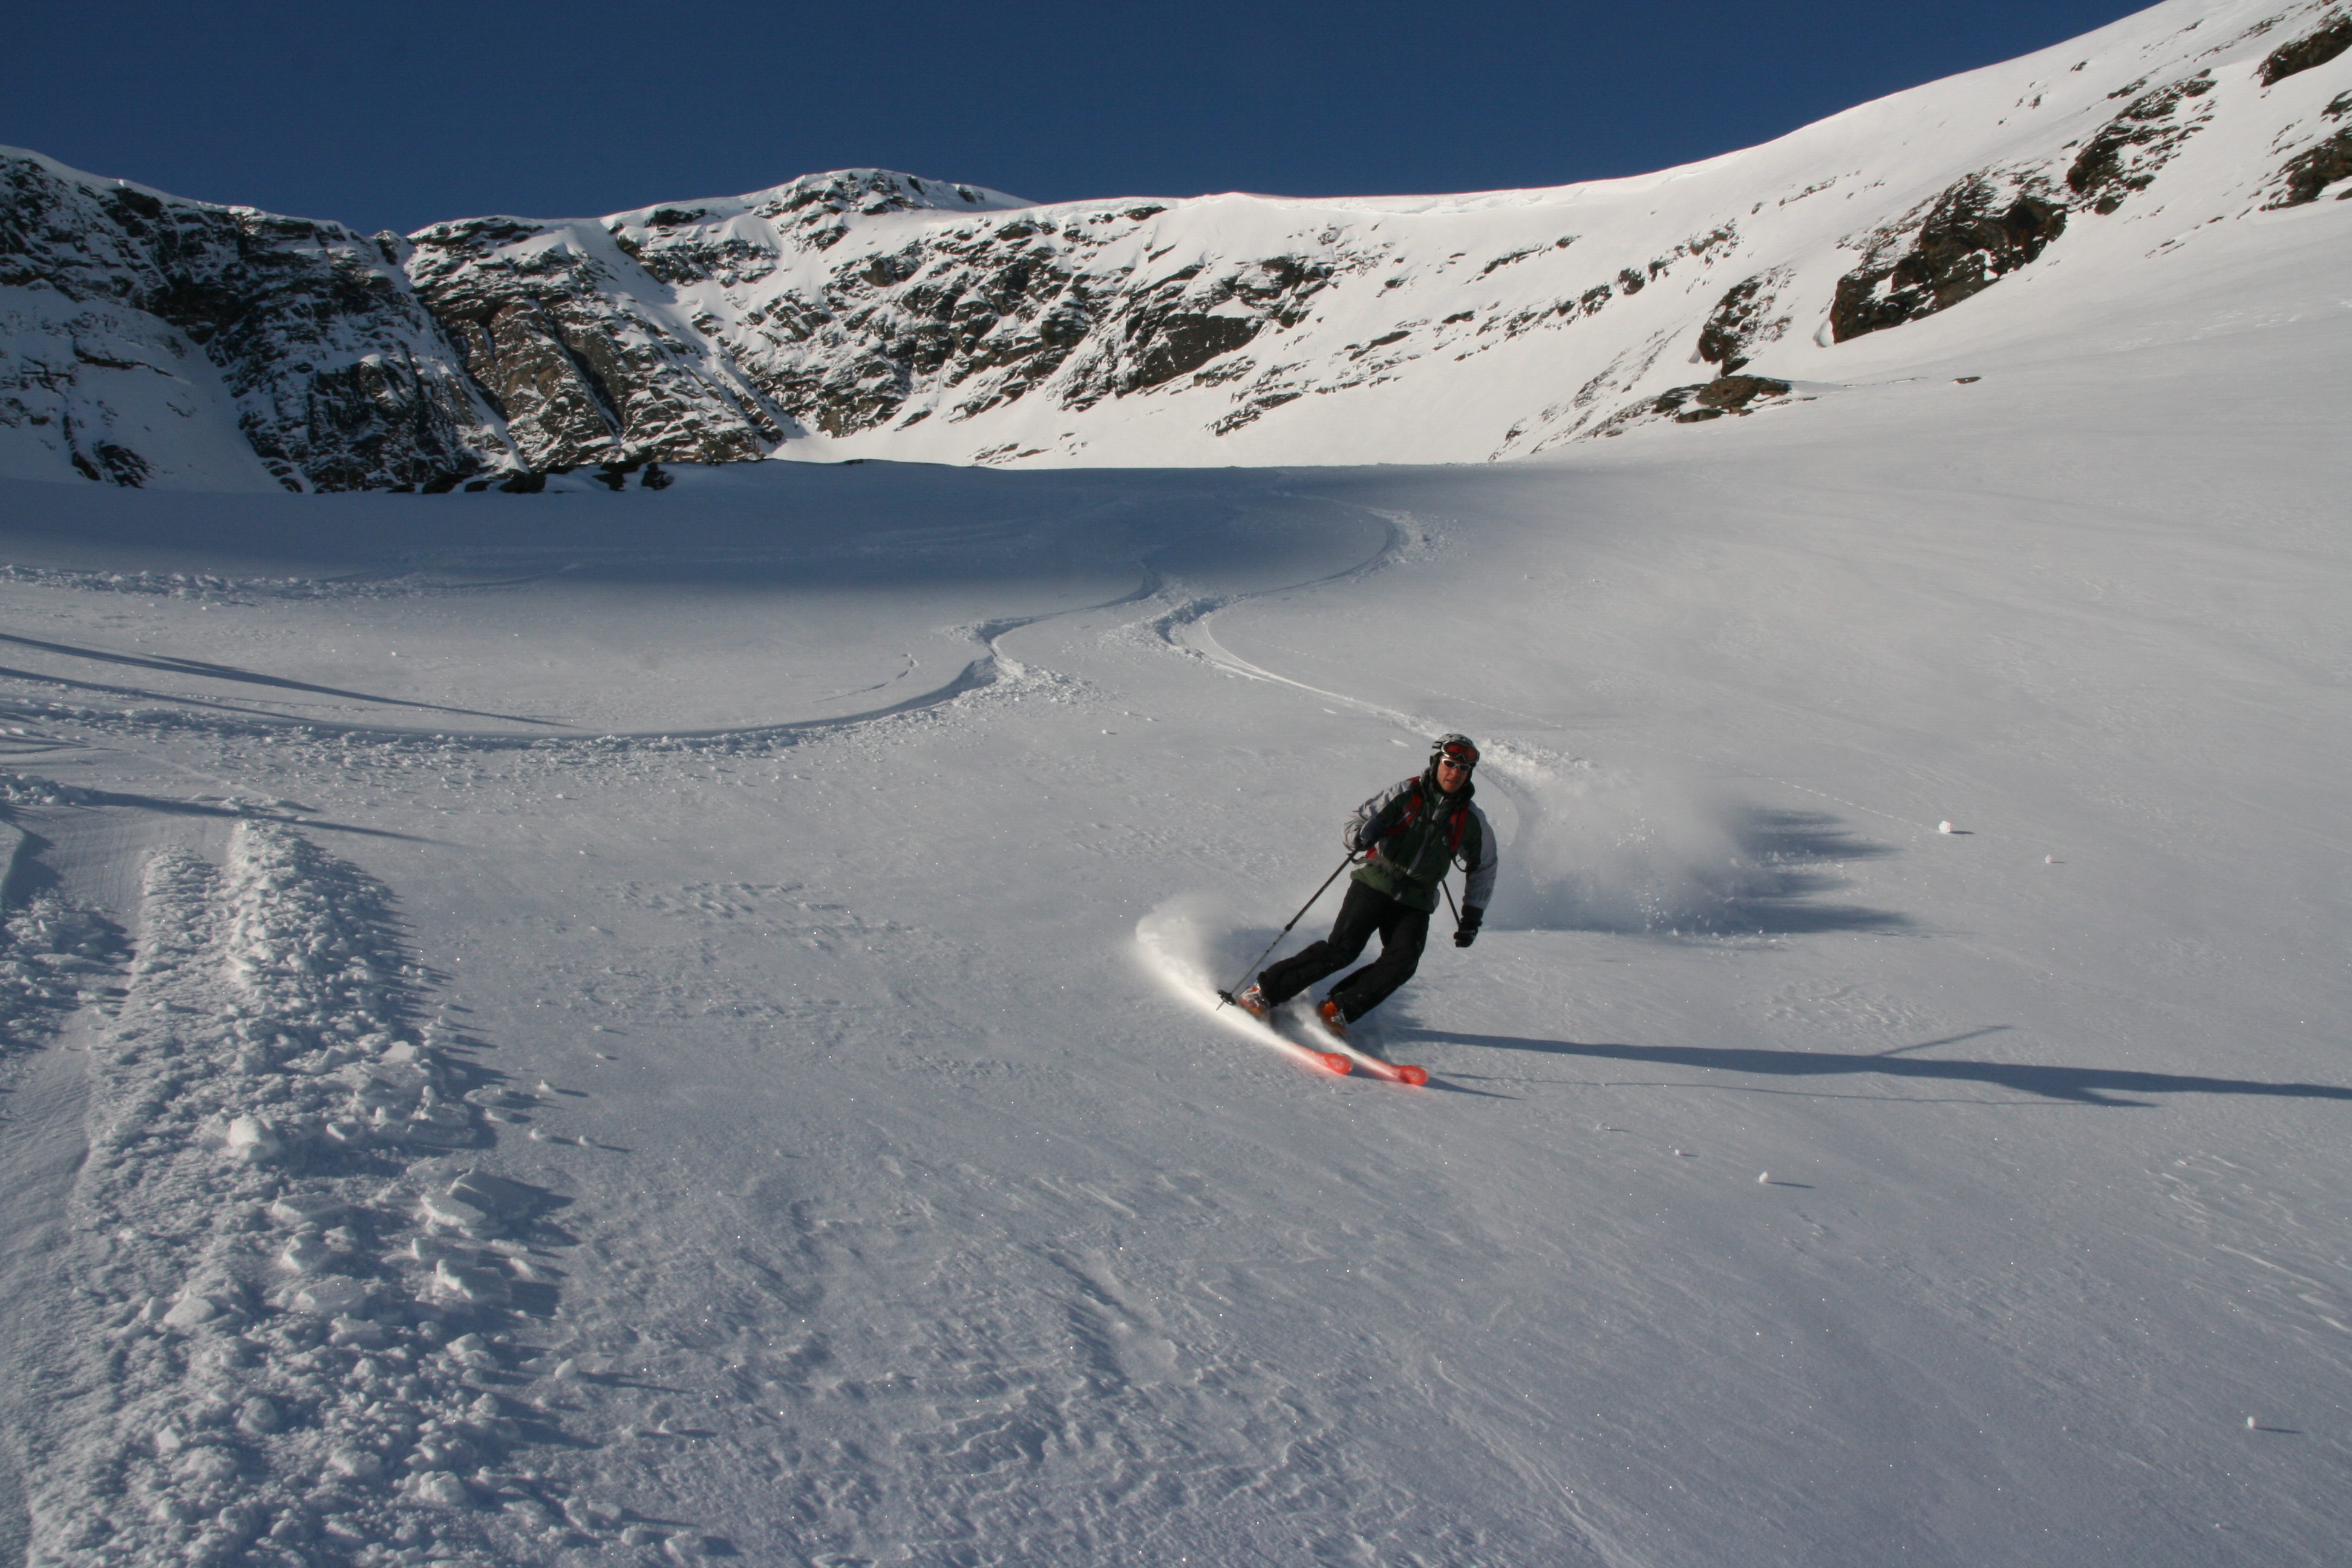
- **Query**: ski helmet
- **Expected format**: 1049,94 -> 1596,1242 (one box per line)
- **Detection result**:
1431,733 -> 1480,772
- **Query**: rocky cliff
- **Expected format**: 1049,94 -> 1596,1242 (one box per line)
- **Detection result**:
0,152 -> 509,491
4,0 -> 2348,489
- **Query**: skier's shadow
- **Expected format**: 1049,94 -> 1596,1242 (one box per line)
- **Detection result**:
1383,1030 -> 2352,1107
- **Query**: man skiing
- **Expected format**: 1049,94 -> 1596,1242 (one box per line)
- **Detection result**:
1236,734 -> 1498,1038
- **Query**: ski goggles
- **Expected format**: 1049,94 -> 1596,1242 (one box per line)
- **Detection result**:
1435,741 -> 1479,768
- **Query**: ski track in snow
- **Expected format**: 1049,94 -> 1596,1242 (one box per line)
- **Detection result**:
8,821 -> 661,1564
1131,898 -> 1342,1077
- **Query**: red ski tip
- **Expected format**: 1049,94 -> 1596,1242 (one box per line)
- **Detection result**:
1395,1064 -> 1429,1086
1319,1052 -> 1352,1075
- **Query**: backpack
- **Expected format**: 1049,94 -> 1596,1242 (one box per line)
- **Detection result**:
1377,778 -> 1472,869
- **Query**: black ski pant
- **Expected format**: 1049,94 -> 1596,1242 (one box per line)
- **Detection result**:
1258,879 -> 1429,1022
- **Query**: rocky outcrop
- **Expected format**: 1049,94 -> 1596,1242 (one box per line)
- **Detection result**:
402,218 -> 780,469
2259,10 -> 2352,85
1579,374 -> 1797,440
1697,268 -> 1795,375
610,197 -> 1336,440
1831,173 -> 2066,343
0,153 -> 507,489
2066,72 -> 2218,214
2268,126 -> 2352,204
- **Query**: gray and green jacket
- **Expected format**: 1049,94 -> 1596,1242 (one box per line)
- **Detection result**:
1345,771 -> 1499,915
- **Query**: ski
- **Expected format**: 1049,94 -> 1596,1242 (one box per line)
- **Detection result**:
1305,999 -> 1430,1085
1216,990 -> 1428,1084
1216,989 -> 1351,1076
1320,1033 -> 1430,1087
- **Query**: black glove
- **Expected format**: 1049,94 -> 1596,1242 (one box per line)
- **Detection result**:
1454,907 -> 1484,947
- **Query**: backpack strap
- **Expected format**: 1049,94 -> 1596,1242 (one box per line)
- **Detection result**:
1380,780 -> 1425,843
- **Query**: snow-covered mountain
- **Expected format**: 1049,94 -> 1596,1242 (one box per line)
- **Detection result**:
4,0 -> 2348,490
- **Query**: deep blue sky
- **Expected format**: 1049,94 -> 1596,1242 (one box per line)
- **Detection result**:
7,0 -> 2155,235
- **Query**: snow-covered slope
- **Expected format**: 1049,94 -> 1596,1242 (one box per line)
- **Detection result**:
5,0 -> 2349,488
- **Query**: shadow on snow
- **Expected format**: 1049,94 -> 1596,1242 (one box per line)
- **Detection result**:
1388,1028 -> 2352,1107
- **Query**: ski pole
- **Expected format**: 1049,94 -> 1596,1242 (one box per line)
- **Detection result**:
1216,853 -> 1359,1009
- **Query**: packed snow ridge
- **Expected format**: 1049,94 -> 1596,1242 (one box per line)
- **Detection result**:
2,0 -> 2348,490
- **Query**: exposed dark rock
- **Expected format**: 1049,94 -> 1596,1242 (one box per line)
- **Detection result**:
1580,372 -> 1795,442
85,440 -> 150,485
1130,310 -> 1260,387
1697,267 -> 1794,374
1694,374 -> 1791,410
640,462 -> 673,489
2066,73 -> 2216,213
495,470 -> 546,492
403,216 -> 778,468
2267,128 -> 2352,206
1209,390 -> 1302,436
58,433 -> 151,485
2259,11 -> 2352,85
1832,173 -> 2066,342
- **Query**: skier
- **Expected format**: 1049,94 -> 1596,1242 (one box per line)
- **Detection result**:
1236,734 -> 1498,1039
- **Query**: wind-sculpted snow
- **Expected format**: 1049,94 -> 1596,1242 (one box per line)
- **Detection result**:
7,0 -> 2352,485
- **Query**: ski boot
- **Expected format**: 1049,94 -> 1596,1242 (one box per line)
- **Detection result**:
1316,999 -> 1349,1040
1232,983 -> 1272,1020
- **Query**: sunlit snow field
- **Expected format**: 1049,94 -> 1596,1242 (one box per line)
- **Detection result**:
0,215 -> 2346,1566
